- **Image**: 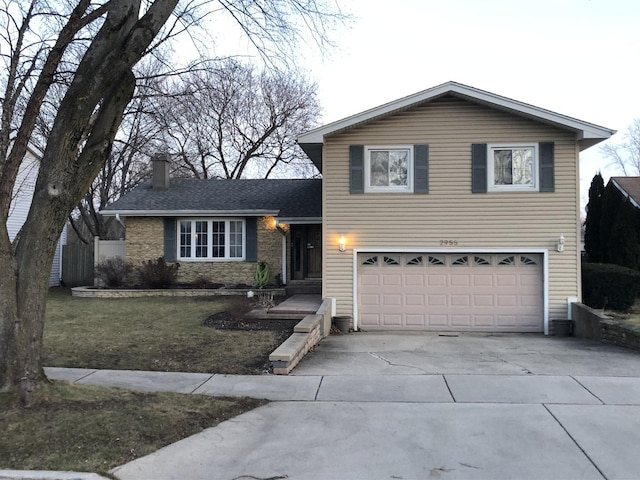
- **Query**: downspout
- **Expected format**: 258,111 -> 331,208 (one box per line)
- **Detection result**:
275,220 -> 287,286
115,213 -> 125,232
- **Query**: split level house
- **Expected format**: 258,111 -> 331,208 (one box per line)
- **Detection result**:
7,144 -> 66,287
102,81 -> 615,335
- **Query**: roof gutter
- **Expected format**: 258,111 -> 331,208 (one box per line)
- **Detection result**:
100,209 -> 281,217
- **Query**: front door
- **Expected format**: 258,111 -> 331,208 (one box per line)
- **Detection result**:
292,224 -> 322,280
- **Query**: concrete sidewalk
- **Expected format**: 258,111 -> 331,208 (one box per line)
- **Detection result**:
5,333 -> 640,480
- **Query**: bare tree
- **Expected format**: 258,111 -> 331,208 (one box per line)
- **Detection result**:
69,60 -> 169,243
600,119 -> 640,175
0,0 -> 344,403
158,59 -> 321,179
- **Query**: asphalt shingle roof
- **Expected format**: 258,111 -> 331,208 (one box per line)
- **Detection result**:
611,177 -> 640,207
102,178 -> 322,219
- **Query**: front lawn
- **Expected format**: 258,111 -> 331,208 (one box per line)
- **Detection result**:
0,382 -> 265,474
44,288 -> 287,374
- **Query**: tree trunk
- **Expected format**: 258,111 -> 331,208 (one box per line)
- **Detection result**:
0,0 -> 178,404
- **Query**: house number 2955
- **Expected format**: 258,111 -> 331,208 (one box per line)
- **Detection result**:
440,240 -> 458,246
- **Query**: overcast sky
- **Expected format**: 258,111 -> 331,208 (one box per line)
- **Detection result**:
206,0 -> 640,212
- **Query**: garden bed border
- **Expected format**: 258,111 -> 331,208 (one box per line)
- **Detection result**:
71,286 -> 286,298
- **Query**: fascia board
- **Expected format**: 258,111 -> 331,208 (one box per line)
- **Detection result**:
100,209 -> 280,217
297,81 -> 615,144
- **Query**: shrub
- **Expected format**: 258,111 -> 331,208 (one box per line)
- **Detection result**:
137,257 -> 180,289
95,257 -> 132,287
582,263 -> 640,311
191,276 -> 224,289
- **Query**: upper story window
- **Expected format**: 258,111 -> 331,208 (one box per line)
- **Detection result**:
364,146 -> 413,192
179,219 -> 245,261
488,144 -> 537,192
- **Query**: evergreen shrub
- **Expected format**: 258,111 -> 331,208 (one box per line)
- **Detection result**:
582,262 -> 640,311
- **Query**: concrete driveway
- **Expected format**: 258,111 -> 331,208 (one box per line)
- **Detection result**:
111,333 -> 640,480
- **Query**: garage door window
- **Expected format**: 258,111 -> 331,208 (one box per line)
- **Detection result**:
452,255 -> 469,266
474,255 -> 491,266
498,255 -> 515,266
406,255 -> 424,266
383,255 -> 400,265
428,255 -> 445,266
361,255 -> 378,266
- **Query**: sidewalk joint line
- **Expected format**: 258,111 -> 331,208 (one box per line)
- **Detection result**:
570,376 -> 605,404
314,376 -> 324,401
543,404 -> 608,480
442,375 -> 457,403
191,374 -> 216,394
74,369 -> 99,383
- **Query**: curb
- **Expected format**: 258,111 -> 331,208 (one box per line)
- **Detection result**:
0,471 -> 110,480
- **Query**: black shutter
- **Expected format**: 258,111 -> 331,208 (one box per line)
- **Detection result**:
245,217 -> 257,262
471,143 -> 487,193
349,145 -> 364,194
163,218 -> 176,262
414,144 -> 429,193
539,142 -> 555,192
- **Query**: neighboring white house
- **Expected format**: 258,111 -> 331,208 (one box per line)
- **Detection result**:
7,145 -> 66,287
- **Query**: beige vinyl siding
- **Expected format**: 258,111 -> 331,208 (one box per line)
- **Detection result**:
323,96 -> 580,323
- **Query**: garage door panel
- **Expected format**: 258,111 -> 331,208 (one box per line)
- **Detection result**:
473,315 -> 494,327
496,274 -> 517,287
450,274 -> 471,286
428,315 -> 448,326
428,295 -> 447,306
405,274 -> 425,286
405,294 -> 425,306
382,274 -> 402,286
474,295 -> 494,307
472,274 -> 493,286
520,274 -> 542,286
451,295 -> 471,306
358,253 -> 543,332
497,295 -> 517,307
383,314 -> 402,326
359,274 -> 380,286
360,294 -> 379,306
360,313 -> 381,327
428,275 -> 448,286
451,315 -> 471,326
406,314 -> 426,326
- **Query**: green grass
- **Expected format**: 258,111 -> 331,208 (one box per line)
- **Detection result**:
44,289 -> 279,374
0,382 -> 266,475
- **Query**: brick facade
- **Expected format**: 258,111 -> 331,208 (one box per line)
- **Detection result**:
124,215 -> 288,286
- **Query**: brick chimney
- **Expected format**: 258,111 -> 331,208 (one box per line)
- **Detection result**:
152,153 -> 170,190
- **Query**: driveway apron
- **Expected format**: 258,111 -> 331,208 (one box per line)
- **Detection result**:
106,333 -> 640,480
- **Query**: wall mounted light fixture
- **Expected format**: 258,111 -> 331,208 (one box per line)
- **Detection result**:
557,234 -> 565,252
338,236 -> 346,252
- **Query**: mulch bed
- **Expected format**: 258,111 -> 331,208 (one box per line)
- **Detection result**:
203,311 -> 299,343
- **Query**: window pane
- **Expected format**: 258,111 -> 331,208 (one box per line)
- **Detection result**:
229,221 -> 243,258
512,148 -> 533,185
370,151 -> 389,186
212,221 -> 225,257
195,221 -> 208,258
180,221 -> 191,258
388,150 -> 408,186
494,149 -> 513,185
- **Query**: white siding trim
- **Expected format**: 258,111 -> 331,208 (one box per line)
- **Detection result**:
352,247 -> 550,334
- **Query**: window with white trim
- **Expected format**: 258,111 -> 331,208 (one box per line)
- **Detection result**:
179,219 -> 245,260
365,145 -> 413,192
488,144 -> 537,192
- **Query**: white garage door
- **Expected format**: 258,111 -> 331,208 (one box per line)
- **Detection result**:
357,253 -> 543,332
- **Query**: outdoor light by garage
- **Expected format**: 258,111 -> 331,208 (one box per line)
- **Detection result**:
557,234 -> 565,252
338,236 -> 346,252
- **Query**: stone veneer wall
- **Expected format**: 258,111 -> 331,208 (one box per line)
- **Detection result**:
125,215 -> 287,286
